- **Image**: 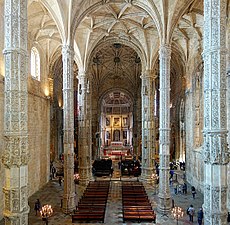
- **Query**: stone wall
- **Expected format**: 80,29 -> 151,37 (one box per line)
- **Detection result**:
184,45 -> 205,193
27,81 -> 50,196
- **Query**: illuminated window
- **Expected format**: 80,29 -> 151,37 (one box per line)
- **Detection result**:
31,47 -> 40,80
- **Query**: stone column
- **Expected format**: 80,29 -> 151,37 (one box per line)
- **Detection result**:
203,0 -> 229,224
227,71 -> 230,211
158,44 -> 171,214
62,45 -> 75,213
141,70 -> 156,183
2,0 -> 30,224
78,71 -> 92,185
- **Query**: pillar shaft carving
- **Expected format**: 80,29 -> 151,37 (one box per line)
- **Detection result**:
78,71 -> 92,185
227,71 -> 230,147
2,0 -> 29,224
203,0 -> 229,224
158,44 -> 171,214
62,45 -> 75,213
141,70 -> 156,182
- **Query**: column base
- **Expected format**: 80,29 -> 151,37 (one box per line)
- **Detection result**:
3,207 -> 30,225
140,176 -> 154,185
62,193 -> 76,214
141,167 -> 155,184
157,194 -> 171,215
79,167 -> 93,186
79,178 -> 90,186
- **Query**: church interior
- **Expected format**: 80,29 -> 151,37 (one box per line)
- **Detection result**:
0,0 -> 230,224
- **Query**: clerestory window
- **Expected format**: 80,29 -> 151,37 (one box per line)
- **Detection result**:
31,47 -> 40,81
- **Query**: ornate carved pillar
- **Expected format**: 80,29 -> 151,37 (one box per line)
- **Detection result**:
203,0 -> 229,224
227,70 -> 230,147
101,113 -> 106,147
78,71 -> 92,185
132,98 -> 138,155
62,45 -> 75,213
2,0 -> 29,224
141,70 -> 156,183
158,44 -> 171,214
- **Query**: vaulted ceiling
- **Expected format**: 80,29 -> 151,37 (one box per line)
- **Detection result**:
26,0 -> 204,102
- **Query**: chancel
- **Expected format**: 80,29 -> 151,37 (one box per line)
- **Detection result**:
0,0 -> 229,225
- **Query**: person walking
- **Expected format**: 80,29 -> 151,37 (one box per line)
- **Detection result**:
171,198 -> 175,208
197,207 -> 203,225
188,204 -> 195,222
34,199 -> 41,216
182,183 -> 187,194
51,166 -> 56,179
191,186 -> 196,199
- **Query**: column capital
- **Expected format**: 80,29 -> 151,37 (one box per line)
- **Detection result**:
140,69 -> 157,79
77,70 -> 87,79
159,44 -> 171,58
62,45 -> 74,56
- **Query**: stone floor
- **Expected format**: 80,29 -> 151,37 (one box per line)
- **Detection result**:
0,165 -> 204,225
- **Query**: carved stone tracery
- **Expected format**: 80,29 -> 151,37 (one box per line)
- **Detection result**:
3,0 -> 30,224
62,45 -> 76,213
141,70 -> 156,182
158,44 -> 171,214
203,0 -> 229,224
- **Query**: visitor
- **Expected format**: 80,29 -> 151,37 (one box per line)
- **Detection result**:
182,183 -> 187,194
59,176 -> 62,186
187,204 -> 195,222
174,185 -> 177,195
34,199 -> 41,216
169,169 -> 174,179
191,186 -> 196,199
171,198 -> 175,208
227,212 -> 230,223
51,166 -> 56,179
197,207 -> 203,225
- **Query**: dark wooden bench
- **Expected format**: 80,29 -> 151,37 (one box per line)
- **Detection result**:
123,211 -> 156,223
122,181 -> 156,224
72,213 -> 105,223
72,181 -> 109,223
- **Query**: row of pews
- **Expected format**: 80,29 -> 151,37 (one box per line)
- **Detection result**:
72,181 -> 110,223
122,181 -> 156,223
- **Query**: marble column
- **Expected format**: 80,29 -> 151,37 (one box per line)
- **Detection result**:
62,45 -> 75,213
2,0 -> 30,224
158,44 -> 171,213
78,71 -> 92,185
203,0 -> 229,224
141,70 -> 156,183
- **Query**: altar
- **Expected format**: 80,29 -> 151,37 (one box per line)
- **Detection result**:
103,142 -> 132,159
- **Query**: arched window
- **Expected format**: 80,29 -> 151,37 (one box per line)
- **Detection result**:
31,47 -> 40,80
